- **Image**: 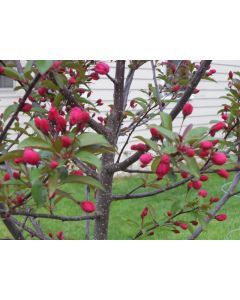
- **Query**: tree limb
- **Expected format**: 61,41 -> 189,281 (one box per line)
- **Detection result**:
170,60 -> 212,120
188,171 -> 240,240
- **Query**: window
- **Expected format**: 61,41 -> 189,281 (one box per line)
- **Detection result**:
0,60 -> 14,89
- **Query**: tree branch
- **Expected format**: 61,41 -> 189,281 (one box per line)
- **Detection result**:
0,209 -> 101,222
111,176 -> 192,201
188,171 -> 240,240
151,60 -> 164,111
170,60 -> 212,120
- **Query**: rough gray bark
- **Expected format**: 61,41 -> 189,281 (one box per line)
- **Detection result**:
94,60 -> 126,239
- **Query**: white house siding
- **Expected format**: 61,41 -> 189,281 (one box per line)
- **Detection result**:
0,60 -> 240,159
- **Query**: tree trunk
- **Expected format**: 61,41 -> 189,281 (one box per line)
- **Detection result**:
93,153 -> 114,240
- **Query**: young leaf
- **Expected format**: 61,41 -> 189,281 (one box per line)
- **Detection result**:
75,150 -> 102,171
35,60 -> 53,74
62,175 -> 105,191
183,155 -> 200,178
31,180 -> 48,207
160,111 -> 172,130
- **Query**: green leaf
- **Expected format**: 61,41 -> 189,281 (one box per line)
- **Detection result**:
35,60 -> 53,74
18,136 -> 53,151
3,104 -> 18,121
74,94 -> 96,108
31,180 -> 48,207
134,97 -> 148,111
77,132 -> 112,149
183,155 -> 200,178
3,67 -> 21,81
0,150 -> 23,163
55,189 -> 78,202
75,150 -> 102,171
183,127 -> 208,144
41,80 -> 59,90
160,111 -> 172,130
54,93 -> 64,107
53,72 -> 67,88
48,171 -> 59,198
62,175 -> 105,191
148,125 -> 177,142
151,157 -> 161,172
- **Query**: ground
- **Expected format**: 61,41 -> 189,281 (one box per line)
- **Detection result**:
1,172 -> 240,240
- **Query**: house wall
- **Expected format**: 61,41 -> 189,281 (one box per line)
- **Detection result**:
0,60 -> 239,159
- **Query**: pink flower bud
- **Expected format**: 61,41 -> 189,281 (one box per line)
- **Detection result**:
198,190 -> 208,197
215,214 -> 227,222
217,169 -> 229,179
182,103 -> 193,117
60,136 -> 73,148
192,180 -> 202,190
23,148 -> 41,165
80,200 -> 96,213
50,160 -> 59,169
211,152 -> 227,165
94,62 -> 110,75
139,153 -> 153,165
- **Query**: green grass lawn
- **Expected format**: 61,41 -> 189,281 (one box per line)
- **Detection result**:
1,172 -> 240,240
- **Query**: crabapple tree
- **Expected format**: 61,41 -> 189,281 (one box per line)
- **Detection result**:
0,60 -> 239,240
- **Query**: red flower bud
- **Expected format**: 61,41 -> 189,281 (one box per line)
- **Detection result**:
161,154 -> 171,164
131,143 -> 147,151
22,103 -> 32,113
200,174 -> 208,182
192,180 -> 202,190
50,160 -> 58,169
186,148 -> 195,157
210,197 -> 220,204
80,200 -> 96,213
180,223 -> 188,230
199,150 -> 210,158
48,105 -> 59,122
228,71 -> 233,80
15,195 -> 24,205
198,189 -> 208,197
171,84 -> 181,93
72,170 -> 84,176
23,148 -> 41,165
68,77 -> 77,85
150,128 -> 163,140
94,62 -> 110,75
217,169 -> 229,179
0,66 -> 5,74
193,88 -> 200,94
182,103 -> 193,117
181,171 -> 189,178
3,173 -> 11,181
139,153 -> 153,165
191,220 -> 198,226
211,152 -> 227,165
56,231 -> 64,240
167,211 -> 173,217
209,122 -> 225,136
60,136 -> 73,148
215,214 -> 227,222
141,207 -> 148,219
14,157 -> 24,164
56,115 -> 67,132
34,117 -> 50,134
156,162 -> 170,178
96,99 -> 104,106
199,140 -> 213,150
38,87 -> 48,97
13,171 -> 20,180
221,112 -> 228,121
